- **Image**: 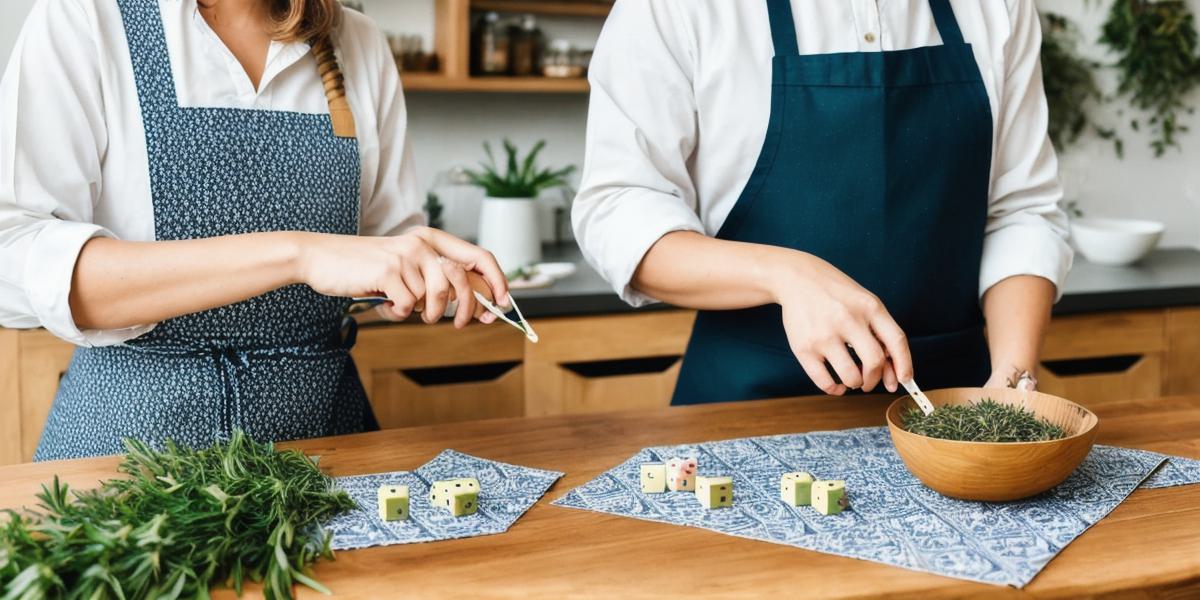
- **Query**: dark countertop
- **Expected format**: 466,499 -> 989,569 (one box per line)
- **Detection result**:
509,244 -> 1200,319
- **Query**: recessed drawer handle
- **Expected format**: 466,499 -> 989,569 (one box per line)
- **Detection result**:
1041,354 -> 1143,377
561,355 -> 682,379
400,361 -> 520,387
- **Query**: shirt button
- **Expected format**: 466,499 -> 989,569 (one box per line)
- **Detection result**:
864,32 -> 877,43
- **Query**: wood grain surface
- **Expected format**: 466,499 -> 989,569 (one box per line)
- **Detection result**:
2,394 -> 1199,599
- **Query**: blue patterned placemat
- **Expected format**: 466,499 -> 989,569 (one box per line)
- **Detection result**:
326,450 -> 563,550
552,426 -> 1200,587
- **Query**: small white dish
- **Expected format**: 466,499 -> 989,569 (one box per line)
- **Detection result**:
508,273 -> 555,290
1070,217 -> 1164,266
532,262 -> 577,281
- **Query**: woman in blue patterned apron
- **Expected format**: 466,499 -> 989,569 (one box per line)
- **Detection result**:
0,0 -> 508,460
574,0 -> 1072,403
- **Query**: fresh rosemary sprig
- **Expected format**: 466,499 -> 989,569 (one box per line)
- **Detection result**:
0,431 -> 355,600
902,399 -> 1069,443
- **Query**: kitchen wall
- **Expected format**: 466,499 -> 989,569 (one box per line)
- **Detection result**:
2,0 -> 1198,247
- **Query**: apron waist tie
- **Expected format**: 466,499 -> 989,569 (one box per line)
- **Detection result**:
115,317 -> 360,440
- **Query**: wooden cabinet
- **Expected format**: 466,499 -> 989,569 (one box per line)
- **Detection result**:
2,306 -> 1199,466
403,0 -> 609,94
524,311 -> 694,416
351,321 -> 525,429
1038,310 -> 1167,406
0,328 -> 75,466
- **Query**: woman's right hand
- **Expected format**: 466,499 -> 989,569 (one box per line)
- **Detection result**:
293,227 -> 509,329
771,251 -> 913,396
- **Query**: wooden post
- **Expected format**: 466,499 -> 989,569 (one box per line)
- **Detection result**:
0,329 -> 21,466
435,0 -> 472,79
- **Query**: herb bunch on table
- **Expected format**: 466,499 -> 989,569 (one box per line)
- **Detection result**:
0,431 -> 354,600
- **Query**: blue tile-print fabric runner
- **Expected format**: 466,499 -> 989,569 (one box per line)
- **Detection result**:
552,426 -> 1200,587
325,450 -> 563,550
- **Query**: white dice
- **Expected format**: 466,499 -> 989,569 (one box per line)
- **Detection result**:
641,463 -> 667,493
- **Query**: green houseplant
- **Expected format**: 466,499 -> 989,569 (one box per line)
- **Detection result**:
1041,11 -> 1119,154
466,139 -> 576,271
1100,0 -> 1200,156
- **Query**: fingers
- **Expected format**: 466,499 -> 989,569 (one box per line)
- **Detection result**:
823,343 -> 863,391
418,256 -> 451,324
845,326 -> 887,392
419,227 -> 509,304
882,360 -> 899,393
797,352 -> 847,396
870,311 -> 913,383
379,284 -> 417,321
465,271 -> 498,324
442,261 -> 476,329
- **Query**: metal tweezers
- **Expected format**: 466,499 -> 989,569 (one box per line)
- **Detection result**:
349,293 -> 538,343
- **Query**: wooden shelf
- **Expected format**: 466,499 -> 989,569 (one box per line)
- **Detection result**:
470,0 -> 613,18
421,0 -> 606,94
402,73 -> 589,94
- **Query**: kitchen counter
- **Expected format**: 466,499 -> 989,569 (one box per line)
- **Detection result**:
495,245 -> 1200,320
3,394 -> 1199,598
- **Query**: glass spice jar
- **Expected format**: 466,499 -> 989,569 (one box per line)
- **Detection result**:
542,39 -> 583,78
472,11 -> 509,76
509,14 -> 543,77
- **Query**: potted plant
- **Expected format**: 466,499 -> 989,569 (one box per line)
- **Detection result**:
1100,0 -> 1200,157
465,139 -> 576,271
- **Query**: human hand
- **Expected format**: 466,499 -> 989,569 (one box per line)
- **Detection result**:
295,227 -> 509,328
773,251 -> 913,395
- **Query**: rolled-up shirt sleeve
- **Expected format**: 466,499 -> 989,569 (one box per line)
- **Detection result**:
0,0 -> 152,346
572,0 -> 705,307
980,0 -> 1074,301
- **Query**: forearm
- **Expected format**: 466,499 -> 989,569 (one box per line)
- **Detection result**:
69,231 -> 304,330
982,275 -> 1056,378
631,231 -> 794,309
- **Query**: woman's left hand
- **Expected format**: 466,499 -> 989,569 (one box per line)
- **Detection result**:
983,368 -> 1038,391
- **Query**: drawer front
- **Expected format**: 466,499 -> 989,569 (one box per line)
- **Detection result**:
351,322 -> 526,428
1039,310 -> 1166,406
524,311 -> 695,416
368,363 -> 524,428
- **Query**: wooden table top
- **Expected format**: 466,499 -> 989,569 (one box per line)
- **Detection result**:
3,394 -> 1199,599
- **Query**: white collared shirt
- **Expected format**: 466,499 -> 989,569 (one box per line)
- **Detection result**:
0,0 -> 421,346
573,0 -> 1074,306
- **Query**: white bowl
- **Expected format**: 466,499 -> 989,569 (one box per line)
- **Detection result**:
1070,217 -> 1164,266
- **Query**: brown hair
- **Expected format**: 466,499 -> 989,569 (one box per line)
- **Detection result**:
267,0 -> 356,137
266,0 -> 341,44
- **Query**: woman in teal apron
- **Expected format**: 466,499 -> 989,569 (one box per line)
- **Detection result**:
574,0 -> 1070,403
0,0 -> 507,460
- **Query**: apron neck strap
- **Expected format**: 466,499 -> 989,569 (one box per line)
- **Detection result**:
765,0 -> 967,55
765,0 -> 800,57
928,0 -> 966,45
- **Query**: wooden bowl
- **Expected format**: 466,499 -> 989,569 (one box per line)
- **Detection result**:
885,387 -> 1099,501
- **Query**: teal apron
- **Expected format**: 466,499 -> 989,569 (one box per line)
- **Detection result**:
672,0 -> 993,405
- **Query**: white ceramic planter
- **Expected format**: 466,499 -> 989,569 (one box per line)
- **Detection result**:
477,196 -> 542,272
1071,217 -> 1164,266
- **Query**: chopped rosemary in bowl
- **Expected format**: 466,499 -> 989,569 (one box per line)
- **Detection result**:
0,431 -> 354,600
901,399 -> 1069,443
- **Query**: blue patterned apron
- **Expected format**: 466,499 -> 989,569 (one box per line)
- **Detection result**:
672,0 -> 994,405
35,0 -> 375,460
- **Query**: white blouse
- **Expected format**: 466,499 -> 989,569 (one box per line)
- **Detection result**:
0,0 -> 422,346
573,0 -> 1074,306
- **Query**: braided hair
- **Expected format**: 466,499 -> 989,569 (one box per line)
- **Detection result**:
267,0 -> 356,138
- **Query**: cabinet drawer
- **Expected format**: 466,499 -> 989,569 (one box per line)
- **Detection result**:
1039,311 -> 1166,405
368,362 -> 524,428
351,322 -> 525,428
524,311 -> 695,416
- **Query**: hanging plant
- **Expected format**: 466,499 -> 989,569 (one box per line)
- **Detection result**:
1041,12 -> 1119,153
1099,0 -> 1200,156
